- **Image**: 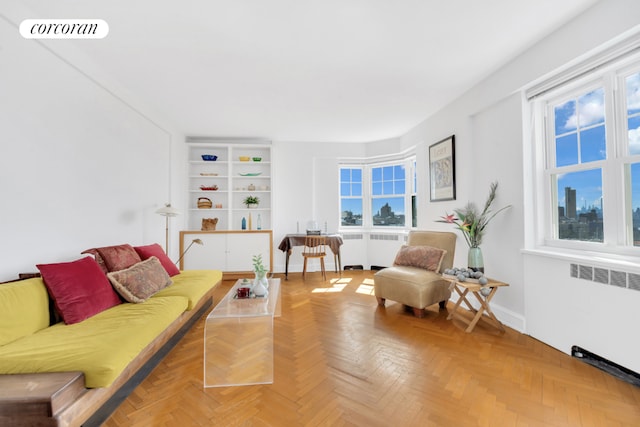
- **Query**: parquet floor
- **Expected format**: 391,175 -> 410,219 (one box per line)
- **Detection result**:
103,271 -> 640,426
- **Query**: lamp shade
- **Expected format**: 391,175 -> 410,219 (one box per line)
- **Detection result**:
156,204 -> 180,217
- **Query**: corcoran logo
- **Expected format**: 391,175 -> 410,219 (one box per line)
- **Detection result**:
19,19 -> 109,39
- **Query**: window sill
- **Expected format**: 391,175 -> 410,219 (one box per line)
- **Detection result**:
521,246 -> 640,273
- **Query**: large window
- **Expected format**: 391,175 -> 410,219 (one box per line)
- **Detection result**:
531,52 -> 640,252
371,164 -> 405,226
550,86 -> 606,243
340,167 -> 362,226
339,156 -> 415,229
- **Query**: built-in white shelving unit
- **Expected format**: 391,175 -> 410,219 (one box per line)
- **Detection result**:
183,137 -> 273,276
186,138 -> 272,232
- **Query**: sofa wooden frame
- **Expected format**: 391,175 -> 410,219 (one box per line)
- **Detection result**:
0,278 -> 219,427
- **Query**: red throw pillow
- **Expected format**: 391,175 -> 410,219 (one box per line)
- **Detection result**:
134,243 -> 180,277
95,244 -> 142,272
37,256 -> 122,324
80,248 -> 108,273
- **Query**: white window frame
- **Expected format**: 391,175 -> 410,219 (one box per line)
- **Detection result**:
339,165 -> 364,228
338,153 -> 416,232
526,36 -> 640,259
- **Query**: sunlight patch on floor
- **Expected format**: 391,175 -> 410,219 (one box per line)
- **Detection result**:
312,283 -> 348,293
355,284 -> 375,295
311,276 -> 375,295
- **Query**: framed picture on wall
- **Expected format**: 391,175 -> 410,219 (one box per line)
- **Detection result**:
429,135 -> 456,201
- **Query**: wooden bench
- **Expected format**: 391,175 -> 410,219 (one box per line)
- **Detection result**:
0,286 -> 215,427
0,372 -> 86,427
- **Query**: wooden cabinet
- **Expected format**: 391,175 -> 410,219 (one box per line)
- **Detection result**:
179,230 -> 273,276
185,138 -> 272,232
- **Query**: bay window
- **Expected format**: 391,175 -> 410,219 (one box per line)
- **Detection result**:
339,156 -> 416,229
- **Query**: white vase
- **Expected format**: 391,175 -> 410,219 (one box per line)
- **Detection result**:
253,272 -> 269,297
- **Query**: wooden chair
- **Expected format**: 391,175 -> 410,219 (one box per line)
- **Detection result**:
302,235 -> 327,280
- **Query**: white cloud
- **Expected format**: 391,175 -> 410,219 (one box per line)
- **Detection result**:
630,125 -> 640,155
564,90 -> 605,130
626,72 -> 640,111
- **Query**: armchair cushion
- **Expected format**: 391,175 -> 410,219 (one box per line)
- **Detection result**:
393,245 -> 446,272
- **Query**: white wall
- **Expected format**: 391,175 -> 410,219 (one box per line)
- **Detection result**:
271,0 -> 640,374
271,141 -> 367,272
401,0 -> 640,371
0,8 -> 184,281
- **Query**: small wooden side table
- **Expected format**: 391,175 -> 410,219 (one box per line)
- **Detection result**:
444,276 -> 509,333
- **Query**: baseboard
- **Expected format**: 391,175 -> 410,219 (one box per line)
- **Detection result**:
448,294 -> 525,333
572,346 -> 640,386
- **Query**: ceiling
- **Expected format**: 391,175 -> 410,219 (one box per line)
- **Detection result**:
20,0 -> 598,142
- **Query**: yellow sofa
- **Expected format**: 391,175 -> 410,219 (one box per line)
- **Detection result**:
0,269 -> 222,426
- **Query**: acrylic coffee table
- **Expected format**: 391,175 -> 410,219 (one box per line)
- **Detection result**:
204,277 -> 281,387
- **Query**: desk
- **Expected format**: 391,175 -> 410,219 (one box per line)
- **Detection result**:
278,234 -> 343,279
443,276 -> 509,333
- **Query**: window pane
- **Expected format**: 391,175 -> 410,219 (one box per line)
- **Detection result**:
556,133 -> 578,167
555,99 -> 576,134
578,88 -> 605,127
372,197 -> 405,226
629,116 -> 640,155
340,167 -> 363,227
411,195 -> 417,228
372,181 -> 382,195
556,169 -> 603,242
580,125 -> 606,162
627,72 -> 640,115
341,198 -> 362,226
372,167 -> 382,182
631,163 -> 640,246
382,181 -> 393,194
394,179 -> 405,194
383,166 -> 394,180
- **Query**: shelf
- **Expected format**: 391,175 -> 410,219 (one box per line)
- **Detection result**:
186,140 -> 272,231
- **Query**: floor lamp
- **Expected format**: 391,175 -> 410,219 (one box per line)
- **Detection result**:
175,238 -> 204,267
156,203 -> 180,254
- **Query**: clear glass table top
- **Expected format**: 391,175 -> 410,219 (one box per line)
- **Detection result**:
207,278 -> 281,319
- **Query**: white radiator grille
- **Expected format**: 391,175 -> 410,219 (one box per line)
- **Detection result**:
369,234 -> 399,241
570,263 -> 639,292
342,234 -> 364,240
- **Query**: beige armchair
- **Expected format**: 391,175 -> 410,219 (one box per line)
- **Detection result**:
374,230 -> 456,318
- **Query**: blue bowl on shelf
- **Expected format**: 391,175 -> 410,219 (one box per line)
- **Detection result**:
201,154 -> 218,161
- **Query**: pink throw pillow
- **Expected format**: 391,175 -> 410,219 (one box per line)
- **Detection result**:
95,244 -> 142,272
107,257 -> 173,303
37,256 -> 122,324
134,243 -> 180,277
393,245 -> 447,272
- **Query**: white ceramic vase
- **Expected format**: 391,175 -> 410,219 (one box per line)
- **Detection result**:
253,272 -> 269,297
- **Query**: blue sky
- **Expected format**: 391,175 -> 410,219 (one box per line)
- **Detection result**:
555,73 -> 640,211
